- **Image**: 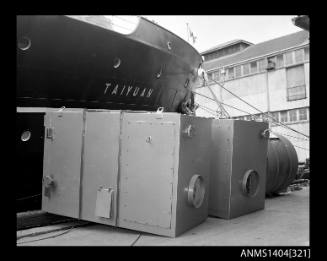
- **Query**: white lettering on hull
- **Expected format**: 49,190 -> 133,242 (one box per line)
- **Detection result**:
133,87 -> 139,96
104,83 -> 111,94
111,84 -> 119,95
105,82 -> 154,98
147,89 -> 153,98
126,86 -> 133,96
140,88 -> 146,97
120,85 -> 126,95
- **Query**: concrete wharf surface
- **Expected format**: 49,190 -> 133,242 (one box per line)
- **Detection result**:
17,187 -> 309,246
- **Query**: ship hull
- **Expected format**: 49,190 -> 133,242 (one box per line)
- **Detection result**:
17,15 -> 202,112
16,112 -> 44,212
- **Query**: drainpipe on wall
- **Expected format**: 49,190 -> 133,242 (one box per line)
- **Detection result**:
265,67 -> 271,122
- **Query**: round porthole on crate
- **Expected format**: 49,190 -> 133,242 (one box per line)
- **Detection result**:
242,169 -> 259,197
186,174 -> 205,208
21,130 -> 31,142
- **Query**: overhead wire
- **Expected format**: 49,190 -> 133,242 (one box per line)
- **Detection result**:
271,131 -> 310,141
210,78 -> 310,138
194,78 -> 310,139
195,102 -> 230,118
292,144 -> 310,151
205,81 -> 230,118
17,194 -> 41,201
193,91 -> 257,118
195,103 -> 218,117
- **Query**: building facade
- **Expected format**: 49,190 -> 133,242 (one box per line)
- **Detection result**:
195,30 -> 310,162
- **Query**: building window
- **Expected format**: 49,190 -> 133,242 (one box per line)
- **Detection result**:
242,63 -> 250,75
216,71 -> 221,81
207,73 -> 213,82
285,51 -> 294,66
286,65 -> 306,101
256,114 -> 263,121
299,108 -> 308,121
280,111 -> 288,123
235,65 -> 242,78
227,67 -> 235,80
304,47 -> 309,61
267,57 -> 276,70
276,54 -> 284,68
250,61 -> 258,74
294,49 -> 304,64
287,86 -> 306,101
289,109 -> 297,122
213,71 -> 220,81
219,68 -> 226,81
258,59 -> 267,72
270,112 -> 279,122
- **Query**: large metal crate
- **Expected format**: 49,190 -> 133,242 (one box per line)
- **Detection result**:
42,109 -> 211,237
209,119 -> 269,219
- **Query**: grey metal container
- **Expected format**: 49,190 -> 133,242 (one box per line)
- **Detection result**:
42,109 -> 211,237
208,119 -> 269,219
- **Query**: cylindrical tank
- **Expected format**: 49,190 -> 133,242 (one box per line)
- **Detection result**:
266,133 -> 298,195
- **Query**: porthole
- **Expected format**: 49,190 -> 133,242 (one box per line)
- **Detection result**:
186,174 -> 205,208
167,41 -> 172,50
21,130 -> 31,142
113,58 -> 121,68
18,37 -> 31,51
156,68 -> 162,78
242,170 -> 259,197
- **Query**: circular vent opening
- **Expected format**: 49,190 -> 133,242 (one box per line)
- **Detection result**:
21,130 -> 31,142
187,174 -> 205,208
242,170 -> 260,197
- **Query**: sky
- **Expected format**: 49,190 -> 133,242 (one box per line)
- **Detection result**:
143,15 -> 302,53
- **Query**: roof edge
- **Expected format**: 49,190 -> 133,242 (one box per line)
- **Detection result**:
201,39 -> 253,55
205,41 -> 309,72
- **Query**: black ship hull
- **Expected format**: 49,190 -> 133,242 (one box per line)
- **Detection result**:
16,112 -> 44,212
17,15 -> 202,112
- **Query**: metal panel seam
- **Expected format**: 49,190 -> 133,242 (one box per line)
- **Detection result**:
115,111 -> 124,226
171,116 -> 181,232
169,117 -> 179,229
78,110 -> 86,219
42,113 -> 50,209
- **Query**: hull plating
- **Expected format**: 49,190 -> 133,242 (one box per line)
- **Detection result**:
17,16 -> 202,112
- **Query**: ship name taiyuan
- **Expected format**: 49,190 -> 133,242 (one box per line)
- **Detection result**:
105,82 -> 154,98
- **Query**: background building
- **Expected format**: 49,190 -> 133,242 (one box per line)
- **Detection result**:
195,30 -> 309,162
